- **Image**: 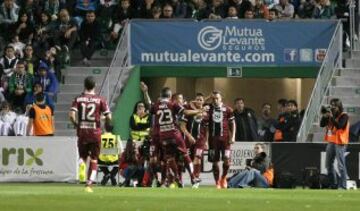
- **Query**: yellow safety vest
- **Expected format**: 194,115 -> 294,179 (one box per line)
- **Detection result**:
99,133 -> 121,162
131,114 -> 150,141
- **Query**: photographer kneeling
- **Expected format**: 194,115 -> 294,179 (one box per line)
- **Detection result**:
320,98 -> 349,189
228,143 -> 273,188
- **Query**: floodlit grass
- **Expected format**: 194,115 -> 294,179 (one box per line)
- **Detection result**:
0,183 -> 359,211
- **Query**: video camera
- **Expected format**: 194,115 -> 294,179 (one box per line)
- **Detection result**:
320,106 -> 331,114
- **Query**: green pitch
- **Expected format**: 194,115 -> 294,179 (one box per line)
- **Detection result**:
0,184 -> 359,211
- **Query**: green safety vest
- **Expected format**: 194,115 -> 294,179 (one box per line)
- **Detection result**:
131,114 -> 150,141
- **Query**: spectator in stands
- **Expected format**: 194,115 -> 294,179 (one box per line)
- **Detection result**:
22,44 -> 38,75
268,8 -> 278,21
110,0 -> 133,41
0,0 -> 20,41
33,11 -> 55,58
79,10 -> 101,66
296,0 -> 315,19
44,0 -> 60,21
140,0 -> 157,19
13,108 -> 28,136
54,9 -> 78,61
9,35 -> 25,58
312,0 -> 334,19
254,0 -> 269,19
273,98 -> 287,142
274,0 -> 294,19
264,0 -> 279,9
19,0 -> 42,23
34,61 -> 59,102
27,93 -> 55,136
151,6 -> 162,19
0,45 -> 18,86
257,103 -> 276,142
170,0 -> 188,18
8,60 -> 33,111
203,0 -> 227,19
189,0 -> 207,20
42,47 -> 62,81
11,11 -> 34,45
320,98 -> 349,189
234,98 -> 258,141
161,4 -> 175,18
244,8 -> 255,19
24,82 -> 55,111
226,6 -> 239,19
0,101 -> 16,135
75,0 -> 99,19
228,143 -> 273,188
335,0 -> 351,50
228,0 -> 253,19
274,100 -> 300,142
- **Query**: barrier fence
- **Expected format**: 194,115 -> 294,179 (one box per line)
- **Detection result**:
1,138 -> 359,187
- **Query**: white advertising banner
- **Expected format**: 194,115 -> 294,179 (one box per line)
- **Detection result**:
0,137 -> 78,182
184,142 -> 271,186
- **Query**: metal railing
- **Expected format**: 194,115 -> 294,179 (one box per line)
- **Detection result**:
99,22 -> 130,104
297,21 -> 343,142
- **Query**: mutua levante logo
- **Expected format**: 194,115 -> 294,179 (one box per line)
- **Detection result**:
197,26 -> 223,51
197,25 -> 266,51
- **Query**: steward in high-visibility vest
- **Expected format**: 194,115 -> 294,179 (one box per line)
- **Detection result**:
319,98 -> 349,189
323,112 -> 350,145
98,123 -> 122,186
129,102 -> 150,142
27,93 -> 54,136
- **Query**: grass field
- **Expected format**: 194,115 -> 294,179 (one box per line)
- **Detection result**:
0,184 -> 360,211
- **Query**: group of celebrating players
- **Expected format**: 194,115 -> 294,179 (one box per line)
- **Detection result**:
69,76 -> 236,192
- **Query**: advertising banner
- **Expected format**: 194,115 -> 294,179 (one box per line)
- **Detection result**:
0,137 -> 78,182
271,143 -> 360,186
183,142 -> 270,185
130,20 -> 337,66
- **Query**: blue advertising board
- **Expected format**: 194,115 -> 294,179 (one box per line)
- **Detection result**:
129,20 -> 337,66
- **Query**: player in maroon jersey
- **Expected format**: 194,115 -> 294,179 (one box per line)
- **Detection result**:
180,93 -> 209,188
207,90 -> 235,189
69,76 -> 112,193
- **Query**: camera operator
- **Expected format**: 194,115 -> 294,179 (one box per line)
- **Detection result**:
320,98 -> 349,189
228,143 -> 273,188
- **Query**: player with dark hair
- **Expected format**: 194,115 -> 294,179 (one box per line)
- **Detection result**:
180,92 -> 209,188
69,76 -> 112,193
207,90 -> 235,189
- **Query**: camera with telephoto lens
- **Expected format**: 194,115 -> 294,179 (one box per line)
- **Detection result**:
321,106 -> 331,114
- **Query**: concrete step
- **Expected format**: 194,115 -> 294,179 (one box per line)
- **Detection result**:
55,121 -> 75,130
329,86 -> 360,96
63,66 -> 108,76
57,92 -> 79,103
54,111 -> 69,122
70,59 -> 111,67
60,84 -> 84,92
324,96 -> 360,105
332,76 -> 360,86
345,58 -> 360,68
311,132 -> 325,143
55,129 -> 76,136
337,68 -> 360,77
351,50 -> 360,58
64,74 -> 105,84
55,103 -> 71,112
70,49 -> 115,60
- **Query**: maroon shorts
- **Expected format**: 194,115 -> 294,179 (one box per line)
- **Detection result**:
209,138 -> 231,162
161,131 -> 188,156
78,140 -> 100,160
